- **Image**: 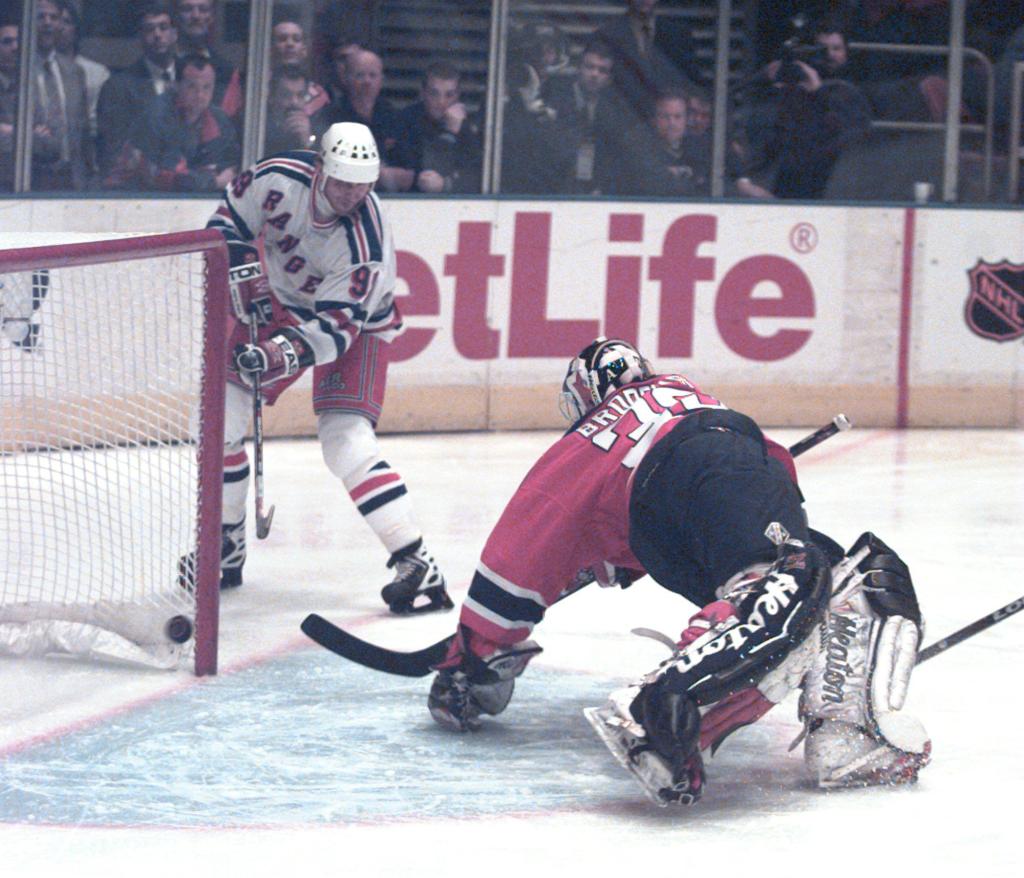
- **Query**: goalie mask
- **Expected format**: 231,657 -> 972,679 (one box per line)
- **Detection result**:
559,337 -> 653,421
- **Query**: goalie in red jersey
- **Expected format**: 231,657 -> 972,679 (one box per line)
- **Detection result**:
427,337 -> 930,806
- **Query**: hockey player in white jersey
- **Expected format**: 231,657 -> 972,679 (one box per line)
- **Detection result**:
205,122 -> 452,613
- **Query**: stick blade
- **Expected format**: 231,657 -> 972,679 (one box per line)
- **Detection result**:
300,613 -> 454,677
255,505 -> 275,540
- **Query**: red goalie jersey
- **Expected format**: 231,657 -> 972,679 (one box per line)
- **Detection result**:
460,375 -> 724,647
459,374 -> 800,650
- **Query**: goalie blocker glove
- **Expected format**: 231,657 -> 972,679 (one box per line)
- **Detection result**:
799,532 -> 931,788
586,539 -> 831,806
233,327 -> 313,388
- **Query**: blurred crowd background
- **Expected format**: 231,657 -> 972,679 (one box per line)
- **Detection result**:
1,0 -> 1022,203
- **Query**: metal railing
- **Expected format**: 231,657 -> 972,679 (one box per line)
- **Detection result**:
847,40 -> 994,200
1008,61 -> 1024,202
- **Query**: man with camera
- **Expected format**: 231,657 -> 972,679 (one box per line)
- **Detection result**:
740,15 -> 872,199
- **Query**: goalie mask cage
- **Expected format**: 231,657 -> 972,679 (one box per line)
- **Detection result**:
0,230 -> 228,675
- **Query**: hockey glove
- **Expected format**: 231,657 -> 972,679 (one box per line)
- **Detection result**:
427,627 -> 542,732
799,532 -> 931,788
228,260 -> 272,326
232,328 -> 313,387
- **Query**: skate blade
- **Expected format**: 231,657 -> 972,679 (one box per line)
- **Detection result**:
583,706 -> 670,808
388,587 -> 455,615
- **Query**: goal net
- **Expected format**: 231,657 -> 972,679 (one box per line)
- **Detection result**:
0,231 -> 228,675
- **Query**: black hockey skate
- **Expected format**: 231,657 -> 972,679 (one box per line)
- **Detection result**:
219,520 -> 246,590
177,521 -> 246,591
381,539 -> 453,614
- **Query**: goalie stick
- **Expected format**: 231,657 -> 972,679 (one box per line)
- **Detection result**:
300,415 -> 852,677
787,413 -> 851,458
916,594 -> 1024,664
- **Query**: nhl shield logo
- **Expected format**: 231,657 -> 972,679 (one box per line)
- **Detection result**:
965,260 -> 1024,342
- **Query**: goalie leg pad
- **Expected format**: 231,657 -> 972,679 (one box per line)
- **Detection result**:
800,533 -> 931,788
651,540 -> 831,708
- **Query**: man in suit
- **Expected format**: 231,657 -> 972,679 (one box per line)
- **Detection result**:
596,0 -> 704,119
31,0 -> 90,190
541,41 -> 637,194
96,1 -> 179,177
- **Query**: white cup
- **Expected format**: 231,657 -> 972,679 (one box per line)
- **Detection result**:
913,181 -> 933,204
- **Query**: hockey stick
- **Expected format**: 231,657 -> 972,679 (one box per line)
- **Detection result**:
786,413 -> 851,458
249,317 -> 275,539
301,414 -> 853,676
916,595 -> 1024,664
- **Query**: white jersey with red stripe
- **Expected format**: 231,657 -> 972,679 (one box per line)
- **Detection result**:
460,375 -> 728,647
207,149 -> 401,365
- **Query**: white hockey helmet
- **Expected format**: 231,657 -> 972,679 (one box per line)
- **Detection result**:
559,337 -> 653,421
320,122 -> 380,184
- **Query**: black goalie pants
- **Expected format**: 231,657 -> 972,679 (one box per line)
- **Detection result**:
628,409 -> 808,607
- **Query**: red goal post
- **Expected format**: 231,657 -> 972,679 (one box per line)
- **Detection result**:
0,230 -> 228,675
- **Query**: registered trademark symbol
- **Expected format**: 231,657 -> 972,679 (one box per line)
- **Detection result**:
790,223 -> 818,254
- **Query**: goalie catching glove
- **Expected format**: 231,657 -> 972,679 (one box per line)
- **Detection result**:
799,532 -> 931,788
233,327 -> 313,388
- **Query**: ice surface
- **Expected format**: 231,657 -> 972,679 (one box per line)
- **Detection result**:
1,428 -> 1021,878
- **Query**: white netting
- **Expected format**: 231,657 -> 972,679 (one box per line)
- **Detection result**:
0,243 -> 216,670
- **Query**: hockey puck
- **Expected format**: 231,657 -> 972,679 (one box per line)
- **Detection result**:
165,615 -> 194,644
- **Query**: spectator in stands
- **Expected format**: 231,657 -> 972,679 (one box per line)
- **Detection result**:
617,88 -> 771,199
105,54 -> 238,192
310,0 -> 377,93
541,41 -> 636,194
687,90 -> 712,135
0,18 -> 18,190
743,21 -> 874,199
96,1 -> 178,176
56,0 -> 108,159
526,22 -> 575,85
327,38 -> 364,100
32,0 -> 90,190
399,61 -> 482,194
174,0 -> 242,120
270,16 -> 330,118
596,0 -> 705,119
322,48 -> 415,191
500,39 -> 577,194
617,89 -> 706,196
264,65 -> 320,154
